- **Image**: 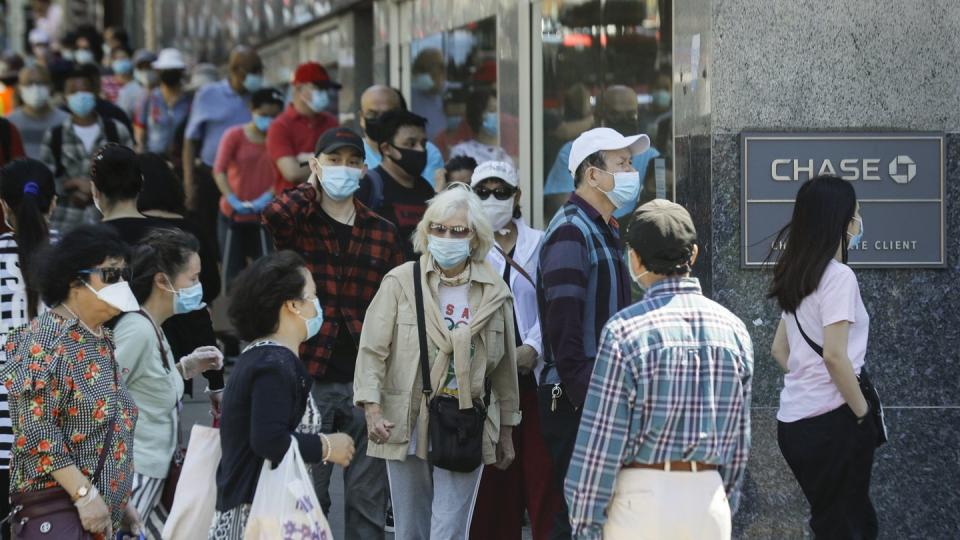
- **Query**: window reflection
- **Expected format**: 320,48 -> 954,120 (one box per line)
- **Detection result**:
541,0 -> 673,223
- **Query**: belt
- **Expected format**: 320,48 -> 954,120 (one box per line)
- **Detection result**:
625,461 -> 718,472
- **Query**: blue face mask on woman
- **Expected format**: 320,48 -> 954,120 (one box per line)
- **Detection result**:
165,279 -> 205,314
253,114 -> 273,133
429,236 -> 471,269
297,297 -> 324,341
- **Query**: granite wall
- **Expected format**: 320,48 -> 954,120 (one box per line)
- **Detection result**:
674,1 -> 960,538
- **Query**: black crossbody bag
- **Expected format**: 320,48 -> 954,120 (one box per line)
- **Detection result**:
793,313 -> 888,447
413,260 -> 491,472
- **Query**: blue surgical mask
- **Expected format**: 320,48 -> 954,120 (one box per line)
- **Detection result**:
167,280 -> 205,314
591,168 -> 640,209
66,91 -> 97,117
253,114 -> 273,133
309,89 -> 330,112
652,89 -> 671,109
847,217 -> 864,249
74,49 -> 96,65
112,59 -> 133,75
319,164 -> 362,201
297,297 -> 324,341
243,73 -> 263,93
428,236 -> 471,269
412,73 -> 434,92
445,115 -> 463,132
482,112 -> 498,135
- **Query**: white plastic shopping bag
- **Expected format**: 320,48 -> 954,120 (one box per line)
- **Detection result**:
162,425 -> 221,540
244,436 -> 333,540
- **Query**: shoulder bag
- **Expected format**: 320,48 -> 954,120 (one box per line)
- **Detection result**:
792,312 -> 888,447
414,260 -> 491,472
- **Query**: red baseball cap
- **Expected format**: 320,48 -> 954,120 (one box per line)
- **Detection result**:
292,62 -> 342,89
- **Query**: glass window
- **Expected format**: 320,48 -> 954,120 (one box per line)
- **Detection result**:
540,0 -> 674,225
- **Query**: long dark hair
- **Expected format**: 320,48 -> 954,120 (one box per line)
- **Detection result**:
137,153 -> 186,215
767,175 -> 857,313
0,159 -> 56,318
129,228 -> 200,304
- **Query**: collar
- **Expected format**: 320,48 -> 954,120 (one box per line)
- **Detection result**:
422,253 -> 497,285
643,276 -> 703,300
568,193 -> 618,230
512,218 -> 542,266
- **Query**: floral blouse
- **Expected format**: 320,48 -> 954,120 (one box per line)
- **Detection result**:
0,311 -> 139,530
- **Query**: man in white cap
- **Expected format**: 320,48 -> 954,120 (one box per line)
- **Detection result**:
28,29 -> 52,67
134,48 -> 191,156
535,126 -> 649,538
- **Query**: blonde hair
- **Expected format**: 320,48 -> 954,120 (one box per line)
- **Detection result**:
412,187 -> 494,262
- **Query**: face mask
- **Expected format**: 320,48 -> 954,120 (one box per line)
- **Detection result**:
112,59 -> 133,75
591,168 -> 640,209
309,89 -> 330,112
482,112 -> 498,136
429,236 -> 471,269
67,92 -> 97,117
159,70 -> 182,87
319,164 -> 362,201
362,114 -> 382,141
84,281 -> 139,313
627,250 -> 650,289
134,69 -> 157,87
445,115 -> 462,132
296,297 -> 324,341
243,73 -> 263,93
607,120 -> 639,137
165,279 -> 205,314
481,197 -> 514,232
847,217 -> 864,249
388,144 -> 427,178
19,84 -> 50,108
253,114 -> 273,133
652,89 -> 671,109
74,49 -> 96,65
412,73 -> 434,92
61,50 -> 76,62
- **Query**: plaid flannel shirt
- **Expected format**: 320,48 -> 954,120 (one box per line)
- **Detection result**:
262,184 -> 404,379
565,277 -> 754,539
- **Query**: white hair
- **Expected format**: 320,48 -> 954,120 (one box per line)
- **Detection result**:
412,187 -> 494,262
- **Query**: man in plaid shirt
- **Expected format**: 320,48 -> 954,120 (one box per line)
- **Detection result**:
262,127 -> 402,539
565,200 -> 753,540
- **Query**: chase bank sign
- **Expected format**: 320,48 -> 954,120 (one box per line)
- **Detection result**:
741,132 -> 945,268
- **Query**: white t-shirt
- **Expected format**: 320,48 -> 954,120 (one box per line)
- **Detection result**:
73,123 -> 102,154
777,260 -> 870,422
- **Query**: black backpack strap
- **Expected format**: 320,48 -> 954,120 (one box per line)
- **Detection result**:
0,119 -> 10,163
414,260 -> 432,397
50,126 -> 65,178
366,168 -> 385,211
792,312 -> 824,357
102,118 -> 120,144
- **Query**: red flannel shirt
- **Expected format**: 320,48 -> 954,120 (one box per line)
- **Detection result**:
262,183 -> 404,378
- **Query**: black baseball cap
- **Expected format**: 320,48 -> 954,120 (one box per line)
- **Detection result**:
627,199 -> 698,273
251,87 -> 285,109
314,127 -> 365,158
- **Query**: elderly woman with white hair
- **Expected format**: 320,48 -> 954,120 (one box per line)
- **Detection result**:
354,187 -> 520,540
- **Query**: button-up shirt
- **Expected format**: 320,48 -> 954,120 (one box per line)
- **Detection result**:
565,277 -> 753,539
261,184 -> 405,379
537,193 -> 631,407
184,80 -> 250,166
135,88 -> 192,155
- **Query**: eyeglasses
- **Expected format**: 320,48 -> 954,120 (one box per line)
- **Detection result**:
78,267 -> 132,284
473,185 -> 516,201
429,223 -> 473,239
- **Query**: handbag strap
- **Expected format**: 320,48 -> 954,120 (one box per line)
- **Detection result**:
133,309 -> 170,370
414,260 -> 432,397
792,312 -> 824,358
496,246 -> 535,287
93,408 -> 119,485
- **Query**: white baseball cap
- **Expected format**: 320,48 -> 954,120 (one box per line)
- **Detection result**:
470,160 -> 518,188
567,127 -> 650,176
152,48 -> 187,70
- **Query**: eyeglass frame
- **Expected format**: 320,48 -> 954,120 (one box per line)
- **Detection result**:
77,267 -> 132,285
428,222 -> 473,239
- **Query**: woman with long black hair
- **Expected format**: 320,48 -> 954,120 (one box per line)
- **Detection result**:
768,174 -> 878,539
0,158 -> 56,538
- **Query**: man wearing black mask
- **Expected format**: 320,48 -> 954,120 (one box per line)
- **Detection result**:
356,108 -> 434,261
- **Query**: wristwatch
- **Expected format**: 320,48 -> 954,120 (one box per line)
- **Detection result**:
73,484 -> 90,502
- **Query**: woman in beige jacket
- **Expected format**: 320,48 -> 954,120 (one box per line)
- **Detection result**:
354,186 -> 520,540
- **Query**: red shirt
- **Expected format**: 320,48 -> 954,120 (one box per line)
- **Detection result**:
213,125 -> 275,223
265,105 -> 338,194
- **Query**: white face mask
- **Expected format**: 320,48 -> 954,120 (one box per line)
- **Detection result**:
627,250 -> 650,289
481,197 -> 514,232
19,84 -> 50,108
84,281 -> 140,312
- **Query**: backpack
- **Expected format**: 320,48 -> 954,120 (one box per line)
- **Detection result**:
364,167 -> 386,211
50,119 -> 120,178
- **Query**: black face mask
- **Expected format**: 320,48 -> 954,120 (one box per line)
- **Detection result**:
387,144 -> 427,178
159,70 -> 183,88
362,114 -> 383,142
606,118 -> 640,136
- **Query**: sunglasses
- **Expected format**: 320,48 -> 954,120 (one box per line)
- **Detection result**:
78,267 -> 131,285
429,223 -> 473,239
473,185 -> 516,201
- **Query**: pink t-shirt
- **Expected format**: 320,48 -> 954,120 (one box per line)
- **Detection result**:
213,125 -> 275,222
777,260 -> 870,422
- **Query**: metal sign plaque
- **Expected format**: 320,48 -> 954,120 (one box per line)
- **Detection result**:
741,132 -> 945,268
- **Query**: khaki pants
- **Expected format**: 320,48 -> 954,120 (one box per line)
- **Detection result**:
603,468 -> 731,540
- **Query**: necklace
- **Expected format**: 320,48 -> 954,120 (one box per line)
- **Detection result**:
60,302 -> 104,338
436,261 -> 471,287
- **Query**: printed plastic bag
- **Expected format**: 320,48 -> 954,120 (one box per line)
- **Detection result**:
162,425 -> 221,540
244,437 -> 333,540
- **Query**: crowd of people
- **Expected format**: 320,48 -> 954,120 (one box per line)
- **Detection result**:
0,16 -> 880,540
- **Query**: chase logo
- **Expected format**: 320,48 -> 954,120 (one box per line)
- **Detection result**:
888,155 -> 916,184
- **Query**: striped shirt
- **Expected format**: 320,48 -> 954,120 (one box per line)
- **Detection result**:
565,277 -> 753,539
537,194 -> 631,407
0,232 -> 26,468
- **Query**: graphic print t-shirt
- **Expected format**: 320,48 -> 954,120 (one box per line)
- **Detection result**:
438,283 -> 472,394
